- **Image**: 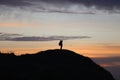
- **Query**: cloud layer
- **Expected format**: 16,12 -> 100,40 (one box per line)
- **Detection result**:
0,32 -> 91,41
92,56 -> 120,80
0,0 -> 120,14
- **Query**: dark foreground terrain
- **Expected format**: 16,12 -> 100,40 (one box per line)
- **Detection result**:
0,49 -> 115,80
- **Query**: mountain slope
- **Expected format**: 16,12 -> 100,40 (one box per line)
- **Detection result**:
0,49 -> 115,80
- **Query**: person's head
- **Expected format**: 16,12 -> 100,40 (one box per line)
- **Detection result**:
60,40 -> 63,42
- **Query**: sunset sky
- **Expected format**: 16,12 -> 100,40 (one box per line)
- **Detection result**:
0,0 -> 120,79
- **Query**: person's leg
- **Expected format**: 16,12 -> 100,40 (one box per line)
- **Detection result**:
60,45 -> 63,50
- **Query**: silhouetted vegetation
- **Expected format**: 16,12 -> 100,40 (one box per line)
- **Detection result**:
0,49 -> 115,80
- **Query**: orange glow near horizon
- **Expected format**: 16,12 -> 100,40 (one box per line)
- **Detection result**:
0,45 -> 120,57
100,62 -> 120,67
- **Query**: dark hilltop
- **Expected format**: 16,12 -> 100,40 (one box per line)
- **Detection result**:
0,49 -> 115,80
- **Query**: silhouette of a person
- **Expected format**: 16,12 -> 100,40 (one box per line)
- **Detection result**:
59,40 -> 63,50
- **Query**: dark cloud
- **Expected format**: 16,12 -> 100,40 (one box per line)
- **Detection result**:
33,0 -> 120,10
6,36 -> 91,41
0,0 -> 120,14
0,32 -> 22,36
0,32 -> 23,41
92,57 -> 120,65
0,0 -> 30,7
92,56 -> 120,80
0,32 -> 91,41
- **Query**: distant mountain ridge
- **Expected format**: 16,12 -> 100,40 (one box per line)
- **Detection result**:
0,49 -> 115,80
